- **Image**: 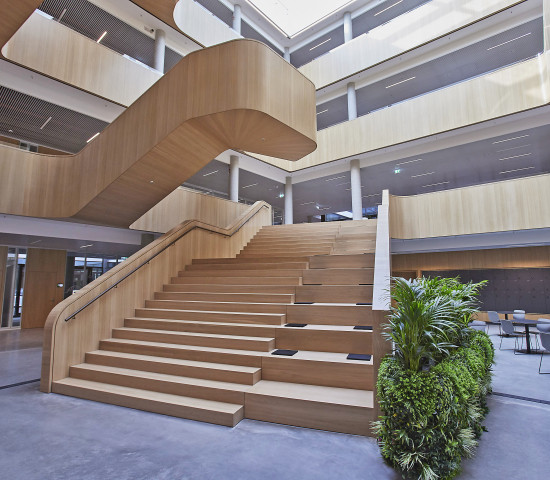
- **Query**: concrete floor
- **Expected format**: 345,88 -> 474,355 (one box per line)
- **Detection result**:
0,326 -> 549,479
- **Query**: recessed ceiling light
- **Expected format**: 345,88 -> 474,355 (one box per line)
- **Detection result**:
422,181 -> 449,188
325,175 -> 346,182
374,0 -> 403,16
499,166 -> 536,174
80,244 -> 94,248
362,193 -> 381,198
149,180 -> 154,183
8,129 -> 13,133
386,76 -> 415,89
40,116 -> 52,130
86,132 -> 100,143
498,153 -> 532,161
29,239 -> 42,245
309,38 -> 331,51
202,170 -> 218,176
487,32 -> 532,51
492,134 -> 530,144
242,183 -> 258,189
316,109 -> 328,115
396,158 -> 422,166
97,31 -> 107,43
411,171 -> 435,178
496,144 -> 531,153
300,201 -> 315,205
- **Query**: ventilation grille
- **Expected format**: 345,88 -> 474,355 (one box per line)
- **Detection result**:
38,0 -> 183,71
0,86 -> 109,153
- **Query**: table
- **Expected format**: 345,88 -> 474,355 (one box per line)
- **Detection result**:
512,319 -> 550,354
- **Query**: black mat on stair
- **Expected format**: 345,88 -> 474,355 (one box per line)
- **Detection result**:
285,323 -> 308,327
347,354 -> 372,361
353,326 -> 373,330
356,303 -> 372,306
294,302 -> 314,304
272,349 -> 298,356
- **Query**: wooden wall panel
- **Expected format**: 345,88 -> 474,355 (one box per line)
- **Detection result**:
256,54 -> 549,171
21,248 -> 66,329
299,0 -> 524,88
2,12 -> 162,106
0,39 -> 316,227
41,202 -> 271,392
390,174 -> 550,239
130,187 -> 250,233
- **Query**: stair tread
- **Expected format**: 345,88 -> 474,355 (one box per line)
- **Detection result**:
248,380 -> 374,407
145,301 -> 289,308
54,378 -> 242,413
87,350 -> 261,373
114,327 -> 275,342
138,308 -> 285,317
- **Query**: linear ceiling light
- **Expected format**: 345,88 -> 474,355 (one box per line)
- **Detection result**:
80,244 -> 94,248
97,31 -> 107,43
309,38 -> 332,51
499,166 -> 536,174
300,201 -> 315,205
374,0 -> 403,16
396,158 -> 422,166
487,32 -> 532,51
422,181 -> 449,188
498,153 -> 532,161
40,116 -> 52,130
492,134 -> 530,144
316,109 -> 328,115
202,170 -> 218,176
386,76 -> 416,89
411,171 -> 435,178
496,144 -> 531,153
86,132 -> 100,143
57,8 -> 67,22
362,193 -> 381,198
242,183 -> 258,189
325,175 -> 347,181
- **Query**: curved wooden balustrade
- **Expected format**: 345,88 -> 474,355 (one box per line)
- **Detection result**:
0,2 -> 316,226
41,201 -> 272,392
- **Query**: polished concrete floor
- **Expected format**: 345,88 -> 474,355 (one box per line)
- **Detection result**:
0,326 -> 549,479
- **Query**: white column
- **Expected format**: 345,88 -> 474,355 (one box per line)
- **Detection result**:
229,155 -> 239,202
350,159 -> 363,220
153,29 -> 166,73
344,12 -> 353,43
233,4 -> 242,34
347,82 -> 357,121
284,47 -> 290,62
284,177 -> 293,225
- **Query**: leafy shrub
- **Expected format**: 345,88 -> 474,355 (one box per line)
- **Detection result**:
375,330 -> 494,480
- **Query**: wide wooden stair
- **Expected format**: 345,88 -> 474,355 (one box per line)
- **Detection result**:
53,220 -> 384,435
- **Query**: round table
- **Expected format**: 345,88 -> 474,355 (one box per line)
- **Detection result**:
512,319 -> 550,354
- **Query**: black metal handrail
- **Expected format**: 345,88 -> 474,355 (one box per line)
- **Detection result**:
64,203 -> 269,322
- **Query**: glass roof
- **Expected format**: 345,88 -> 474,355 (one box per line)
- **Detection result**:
248,0 -> 354,37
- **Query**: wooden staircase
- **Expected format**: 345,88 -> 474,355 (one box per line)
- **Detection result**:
52,220 -> 384,435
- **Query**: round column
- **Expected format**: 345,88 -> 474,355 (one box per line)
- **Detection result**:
153,29 -> 166,73
284,177 -> 293,225
229,155 -> 239,202
347,82 -> 357,121
233,4 -> 242,34
350,159 -> 363,220
344,12 -> 353,43
284,47 -> 290,62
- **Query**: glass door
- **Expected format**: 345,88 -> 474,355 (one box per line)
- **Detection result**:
1,248 -> 26,329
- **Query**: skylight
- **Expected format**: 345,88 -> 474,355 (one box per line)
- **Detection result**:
248,0 -> 354,37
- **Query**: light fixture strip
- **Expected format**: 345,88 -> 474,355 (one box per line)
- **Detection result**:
86,132 -> 100,143
374,0 -> 403,17
316,109 -> 328,115
362,193 -> 381,198
411,171 -> 435,178
492,134 -> 530,144
97,31 -> 107,43
496,144 -> 531,153
80,244 -> 94,248
498,153 -> 532,161
57,8 -> 67,22
40,116 -> 52,130
385,76 -> 416,89
487,32 -> 532,51
241,183 -> 258,189
300,201 -> 315,205
309,38 -> 332,51
396,158 -> 422,166
325,175 -> 347,182
499,166 -> 536,174
202,170 -> 219,176
422,181 -> 450,188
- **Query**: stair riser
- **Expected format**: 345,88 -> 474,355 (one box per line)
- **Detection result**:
154,292 -> 295,303
69,366 -> 247,404
245,394 -> 374,436
302,269 -> 374,285
52,382 -> 243,427
237,252 -> 330,258
261,357 -> 374,390
99,340 -> 262,367
135,308 -> 285,325
144,300 -> 287,314
163,284 -> 297,294
295,286 -> 373,303
286,305 -> 374,326
170,277 -> 301,285
112,329 -> 275,352
309,255 -> 374,269
178,269 -> 304,278
192,257 -> 310,264
125,318 -> 277,339
276,329 -> 372,354
185,263 -> 308,271
83,353 -> 259,385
